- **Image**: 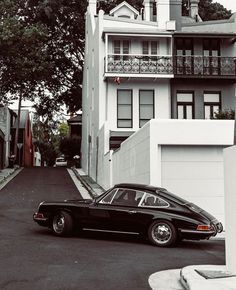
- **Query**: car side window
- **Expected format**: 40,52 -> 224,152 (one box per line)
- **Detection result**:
141,193 -> 169,207
99,189 -> 117,204
111,189 -> 144,206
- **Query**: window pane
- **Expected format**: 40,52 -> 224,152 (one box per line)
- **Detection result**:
212,50 -> 219,57
141,193 -> 168,207
114,40 -> 120,54
205,106 -> 211,119
118,105 -> 131,118
140,119 -> 148,127
118,120 -> 132,127
140,91 -> 154,104
204,93 -> 220,103
186,105 -> 193,119
123,41 -> 129,54
178,106 -> 184,119
142,41 -> 148,54
140,105 -> 153,119
118,90 -> 132,104
151,41 -> 158,55
203,50 -> 210,57
100,189 -> 117,204
213,105 -> 220,115
177,93 -> 193,102
185,50 -> 192,56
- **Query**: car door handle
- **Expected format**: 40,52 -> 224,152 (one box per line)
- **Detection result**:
128,210 -> 137,214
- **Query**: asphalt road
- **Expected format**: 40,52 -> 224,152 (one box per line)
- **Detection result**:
0,167 -> 225,290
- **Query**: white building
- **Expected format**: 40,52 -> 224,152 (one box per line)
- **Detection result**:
81,0 -> 236,226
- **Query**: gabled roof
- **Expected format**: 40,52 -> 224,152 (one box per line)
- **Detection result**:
109,1 -> 139,17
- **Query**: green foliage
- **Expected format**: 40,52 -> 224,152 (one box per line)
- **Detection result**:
0,0 -> 50,102
58,122 -> 69,138
182,0 -> 231,20
34,139 -> 57,166
214,109 -> 235,119
59,136 -> 81,160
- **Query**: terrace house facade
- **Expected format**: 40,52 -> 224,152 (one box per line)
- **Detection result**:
81,0 -> 236,226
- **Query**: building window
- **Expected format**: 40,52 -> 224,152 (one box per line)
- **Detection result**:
204,92 -> 221,119
177,92 -> 194,119
142,41 -> 159,56
117,90 -> 132,128
114,40 -> 130,60
175,38 -> 193,75
139,90 -> 154,127
203,39 -> 220,75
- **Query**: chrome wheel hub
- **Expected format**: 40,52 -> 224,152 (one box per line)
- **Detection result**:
152,224 -> 171,244
53,215 -> 65,234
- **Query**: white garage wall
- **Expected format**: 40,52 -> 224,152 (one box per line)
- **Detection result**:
161,145 -> 225,225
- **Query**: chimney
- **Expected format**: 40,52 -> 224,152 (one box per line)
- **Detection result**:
169,0 -> 182,30
143,0 -> 151,21
89,0 -> 97,15
156,0 -> 182,30
190,0 -> 200,20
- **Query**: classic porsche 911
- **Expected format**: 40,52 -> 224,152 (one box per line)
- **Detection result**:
33,183 -> 223,247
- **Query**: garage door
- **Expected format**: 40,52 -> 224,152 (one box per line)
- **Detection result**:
161,145 -> 225,226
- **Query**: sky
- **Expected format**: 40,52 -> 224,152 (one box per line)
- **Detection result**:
215,0 -> 236,12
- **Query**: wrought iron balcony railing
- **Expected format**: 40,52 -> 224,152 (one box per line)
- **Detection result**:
105,54 -> 236,77
106,54 -> 173,75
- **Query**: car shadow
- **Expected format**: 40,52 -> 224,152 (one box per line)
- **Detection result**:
32,227 -> 225,250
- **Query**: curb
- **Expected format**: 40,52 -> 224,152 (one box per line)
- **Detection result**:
0,167 -> 23,190
71,167 -> 97,198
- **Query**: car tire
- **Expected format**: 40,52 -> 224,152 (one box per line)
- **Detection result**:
148,220 -> 177,247
52,211 -> 74,236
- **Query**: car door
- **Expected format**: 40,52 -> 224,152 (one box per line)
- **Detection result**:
82,188 -> 118,230
105,190 -> 171,233
95,188 -> 148,233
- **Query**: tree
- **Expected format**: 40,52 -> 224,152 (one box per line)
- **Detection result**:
23,0 -> 86,114
214,109 -> 235,119
58,122 -> 69,138
182,0 -> 231,20
59,136 -> 81,160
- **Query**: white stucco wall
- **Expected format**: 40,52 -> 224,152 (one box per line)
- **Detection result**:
224,145 -> 236,273
108,119 -> 234,225
112,122 -> 151,186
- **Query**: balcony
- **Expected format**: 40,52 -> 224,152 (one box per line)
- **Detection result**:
105,54 -> 173,76
104,55 -> 236,78
174,56 -> 236,78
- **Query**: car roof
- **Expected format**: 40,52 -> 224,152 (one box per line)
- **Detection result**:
114,183 -> 189,205
114,183 -> 166,192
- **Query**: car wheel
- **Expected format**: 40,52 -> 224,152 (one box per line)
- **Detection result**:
52,211 -> 74,236
148,220 -> 177,247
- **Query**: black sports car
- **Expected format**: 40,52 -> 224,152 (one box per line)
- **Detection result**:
33,183 -> 223,247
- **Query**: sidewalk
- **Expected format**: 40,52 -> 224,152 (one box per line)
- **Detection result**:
71,168 -> 235,290
0,166 -> 22,190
